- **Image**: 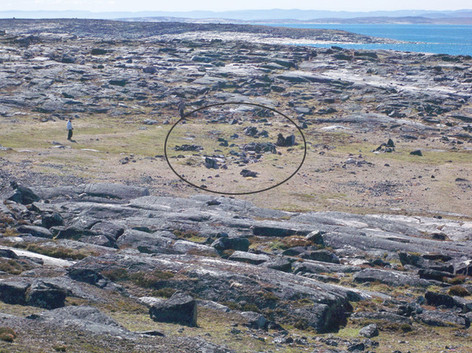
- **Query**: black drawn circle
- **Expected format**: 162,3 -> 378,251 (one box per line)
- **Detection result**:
164,102 -> 307,195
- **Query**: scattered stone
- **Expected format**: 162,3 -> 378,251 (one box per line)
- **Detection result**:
276,133 -> 296,147
240,169 -> 258,178
410,150 -> 423,156
205,157 -> 220,169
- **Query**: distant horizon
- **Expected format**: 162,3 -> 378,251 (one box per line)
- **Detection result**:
2,8 -> 472,14
1,8 -> 472,21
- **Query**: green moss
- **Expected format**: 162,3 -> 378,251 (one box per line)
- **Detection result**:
129,270 -> 175,288
152,287 -> 177,298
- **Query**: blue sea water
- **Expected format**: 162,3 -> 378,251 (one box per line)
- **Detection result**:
264,24 -> 472,56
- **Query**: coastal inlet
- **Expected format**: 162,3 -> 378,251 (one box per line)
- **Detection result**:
164,102 -> 307,195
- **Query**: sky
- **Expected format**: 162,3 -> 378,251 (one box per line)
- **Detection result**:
1,0 -> 471,12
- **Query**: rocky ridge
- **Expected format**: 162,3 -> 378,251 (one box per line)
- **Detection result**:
0,183 -> 471,352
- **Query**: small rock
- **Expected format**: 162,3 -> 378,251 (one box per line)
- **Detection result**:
240,169 -> 258,178
410,150 -> 423,156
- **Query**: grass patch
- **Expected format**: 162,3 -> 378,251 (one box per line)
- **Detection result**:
11,242 -> 98,260
0,327 -> 16,343
0,258 -> 33,275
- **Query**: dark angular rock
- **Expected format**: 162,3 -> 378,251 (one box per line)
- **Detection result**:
143,66 -> 157,74
26,280 -> 66,309
276,133 -> 296,147
205,157 -> 219,169
149,292 -> 197,326
8,182 -> 40,204
174,144 -> 203,152
253,226 -> 300,237
41,212 -> 64,228
425,291 -> 456,308
347,342 -> 365,352
399,252 -> 424,267
68,268 -> 108,287
0,279 -> 29,305
301,250 -> 340,264
305,230 -> 325,245
418,268 -> 454,281
91,48 -> 108,55
211,237 -> 250,252
0,249 -> 19,259
109,79 -> 127,87
410,150 -> 423,156
240,169 -> 258,178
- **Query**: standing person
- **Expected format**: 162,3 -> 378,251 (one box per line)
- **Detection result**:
66,118 -> 73,140
178,101 -> 185,118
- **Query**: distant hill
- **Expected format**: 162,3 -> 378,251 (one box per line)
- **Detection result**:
0,9 -> 471,24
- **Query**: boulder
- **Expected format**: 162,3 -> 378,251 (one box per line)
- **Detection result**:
41,213 -> 64,228
205,157 -> 219,169
16,225 -> 53,238
8,182 -> 40,204
359,324 -> 379,338
240,311 -> 267,329
240,169 -> 258,178
276,133 -> 296,147
149,292 -> 197,326
211,237 -> 250,252
418,269 -> 454,281
301,250 -> 340,264
25,280 -> 66,309
0,279 -> 30,305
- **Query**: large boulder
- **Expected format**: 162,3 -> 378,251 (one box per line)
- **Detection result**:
0,279 -> 29,305
149,292 -> 197,326
25,280 -> 66,309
